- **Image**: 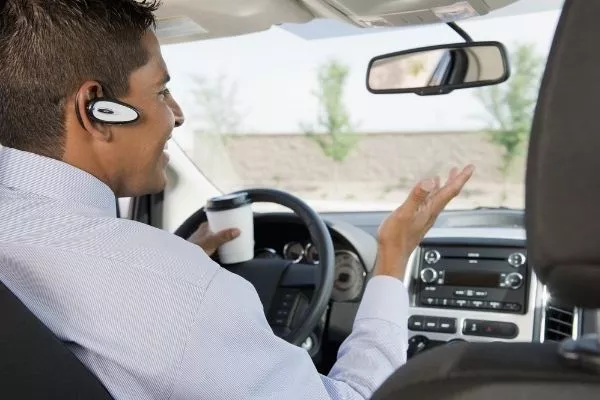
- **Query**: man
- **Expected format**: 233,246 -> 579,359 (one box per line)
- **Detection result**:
0,1 -> 474,399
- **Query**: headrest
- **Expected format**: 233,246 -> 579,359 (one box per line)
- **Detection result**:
526,0 -> 600,308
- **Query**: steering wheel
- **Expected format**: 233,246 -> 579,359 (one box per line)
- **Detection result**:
174,188 -> 335,346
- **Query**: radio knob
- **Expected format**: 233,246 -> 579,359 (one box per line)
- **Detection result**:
420,267 -> 438,284
504,272 -> 524,289
424,250 -> 441,264
508,252 -> 526,268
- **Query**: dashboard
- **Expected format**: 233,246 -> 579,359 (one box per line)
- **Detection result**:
252,209 -> 584,365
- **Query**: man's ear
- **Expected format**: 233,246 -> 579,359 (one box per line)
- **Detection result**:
74,81 -> 113,142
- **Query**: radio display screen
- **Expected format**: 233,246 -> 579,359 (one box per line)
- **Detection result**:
444,271 -> 499,287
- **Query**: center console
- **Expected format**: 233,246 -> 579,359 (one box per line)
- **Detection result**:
404,229 -> 541,358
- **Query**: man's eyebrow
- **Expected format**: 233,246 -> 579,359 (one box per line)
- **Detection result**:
158,74 -> 171,86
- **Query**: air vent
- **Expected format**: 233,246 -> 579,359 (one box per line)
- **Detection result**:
543,300 -> 576,342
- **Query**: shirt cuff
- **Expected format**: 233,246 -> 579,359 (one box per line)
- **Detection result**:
355,275 -> 408,329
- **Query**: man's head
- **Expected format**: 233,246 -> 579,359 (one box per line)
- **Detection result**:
0,0 -> 185,197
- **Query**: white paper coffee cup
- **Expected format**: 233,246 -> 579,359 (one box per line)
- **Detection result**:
205,192 -> 254,264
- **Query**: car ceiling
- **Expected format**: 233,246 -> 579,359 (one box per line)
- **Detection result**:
154,0 -> 565,45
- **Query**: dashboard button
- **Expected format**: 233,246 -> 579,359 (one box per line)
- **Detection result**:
438,318 -> 457,333
463,319 -> 519,339
271,307 -> 294,327
503,302 -> 522,312
275,308 -> 290,318
455,299 -> 468,307
423,297 -> 439,306
439,298 -> 451,307
454,290 -> 466,296
408,315 -> 425,331
475,290 -> 488,298
463,320 -> 480,335
508,252 -> 527,268
278,290 -> 299,311
423,317 -> 439,332
470,300 -> 485,309
436,270 -> 445,285
504,272 -> 524,290
488,301 -> 502,310
424,250 -> 441,264
280,300 -> 294,310
420,268 -> 438,283
281,290 -> 299,301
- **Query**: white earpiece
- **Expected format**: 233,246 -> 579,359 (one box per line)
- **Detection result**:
87,99 -> 140,124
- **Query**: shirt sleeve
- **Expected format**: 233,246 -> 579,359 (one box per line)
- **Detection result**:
169,270 -> 408,400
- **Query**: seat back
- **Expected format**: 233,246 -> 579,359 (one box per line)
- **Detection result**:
0,280 -> 114,399
371,341 -> 600,400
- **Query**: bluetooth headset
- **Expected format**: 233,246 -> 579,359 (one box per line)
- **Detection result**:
75,86 -> 140,126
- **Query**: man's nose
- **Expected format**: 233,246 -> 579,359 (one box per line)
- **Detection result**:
169,97 -> 185,127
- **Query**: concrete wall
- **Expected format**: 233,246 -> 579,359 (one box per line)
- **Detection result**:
226,130 -> 525,182
187,131 -> 527,208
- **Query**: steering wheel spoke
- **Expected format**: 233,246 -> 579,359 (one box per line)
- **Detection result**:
280,263 -> 319,287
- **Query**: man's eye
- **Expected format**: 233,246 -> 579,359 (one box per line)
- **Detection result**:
159,88 -> 171,97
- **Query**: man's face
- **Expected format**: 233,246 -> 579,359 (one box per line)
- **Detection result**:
105,31 -> 184,196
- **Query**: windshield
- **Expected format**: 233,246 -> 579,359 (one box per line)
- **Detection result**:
162,9 -> 561,212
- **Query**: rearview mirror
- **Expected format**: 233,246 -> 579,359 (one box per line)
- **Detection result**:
366,41 -> 510,96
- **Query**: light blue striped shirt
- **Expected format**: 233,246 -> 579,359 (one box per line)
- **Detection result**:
0,146 -> 408,400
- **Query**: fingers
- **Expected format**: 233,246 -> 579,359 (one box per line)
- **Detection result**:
211,228 -> 241,247
431,164 -> 475,211
199,228 -> 240,256
445,167 -> 459,185
430,176 -> 441,199
403,177 -> 438,213
192,222 -> 240,252
195,222 -> 239,244
404,164 -> 474,213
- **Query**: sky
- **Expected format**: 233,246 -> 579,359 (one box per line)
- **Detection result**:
160,5 -> 562,135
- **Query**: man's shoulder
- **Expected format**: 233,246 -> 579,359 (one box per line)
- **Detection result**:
0,193 -> 219,287
86,217 -> 220,286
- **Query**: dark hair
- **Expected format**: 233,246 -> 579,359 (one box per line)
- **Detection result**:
0,0 -> 160,158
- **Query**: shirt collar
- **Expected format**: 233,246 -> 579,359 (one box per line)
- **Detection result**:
0,146 -> 117,217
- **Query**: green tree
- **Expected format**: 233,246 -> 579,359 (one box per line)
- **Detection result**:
476,43 -> 545,179
303,60 -> 359,164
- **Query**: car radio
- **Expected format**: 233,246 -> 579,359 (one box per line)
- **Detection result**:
414,245 -> 528,314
